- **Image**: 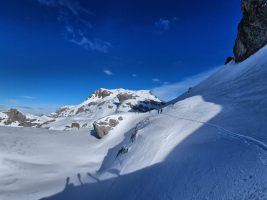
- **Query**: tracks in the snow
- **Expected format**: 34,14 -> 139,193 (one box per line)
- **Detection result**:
162,113 -> 267,152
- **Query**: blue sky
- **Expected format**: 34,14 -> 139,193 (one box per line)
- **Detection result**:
0,0 -> 241,114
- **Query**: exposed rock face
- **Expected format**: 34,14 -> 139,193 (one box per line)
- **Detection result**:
45,88 -> 164,130
129,100 -> 165,112
53,88 -> 164,118
91,89 -> 112,99
225,57 -> 234,65
117,93 -> 137,102
93,117 -> 121,138
71,122 -> 80,129
51,107 -> 69,118
234,0 -> 267,62
4,109 -> 36,127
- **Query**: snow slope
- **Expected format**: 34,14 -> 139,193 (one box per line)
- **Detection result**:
1,46 -> 267,200
0,112 -> 149,200
41,46 -> 267,199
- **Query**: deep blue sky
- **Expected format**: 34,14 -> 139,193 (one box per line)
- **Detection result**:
0,0 -> 241,114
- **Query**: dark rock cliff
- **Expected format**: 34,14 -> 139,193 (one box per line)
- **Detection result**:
234,0 -> 267,62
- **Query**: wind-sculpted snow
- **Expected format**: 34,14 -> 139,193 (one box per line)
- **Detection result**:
0,113 -> 149,200
1,46 -> 267,199
38,46 -> 267,200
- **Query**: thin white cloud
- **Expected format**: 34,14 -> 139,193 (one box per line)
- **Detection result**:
20,96 -> 35,100
132,74 -> 137,77
69,34 -> 111,53
152,67 -> 221,100
155,18 -> 170,31
103,69 -> 114,76
0,104 -> 60,115
37,0 -> 111,53
8,99 -> 19,105
37,0 -> 89,15
152,78 -> 161,82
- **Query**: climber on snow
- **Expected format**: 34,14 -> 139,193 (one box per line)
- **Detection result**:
116,146 -> 128,158
131,127 -> 138,143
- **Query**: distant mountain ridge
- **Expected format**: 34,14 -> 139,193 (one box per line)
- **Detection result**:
52,88 -> 163,117
0,109 -> 52,127
47,88 -> 164,130
0,88 -> 164,130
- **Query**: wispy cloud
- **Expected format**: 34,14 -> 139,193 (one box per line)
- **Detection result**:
152,78 -> 161,82
7,99 -> 19,105
68,32 -> 112,53
0,104 -> 60,115
154,17 -> 178,34
132,74 -> 137,77
37,0 -> 87,15
155,18 -> 170,31
20,96 -> 35,100
103,69 -> 114,76
37,0 -> 111,53
152,67 -> 221,100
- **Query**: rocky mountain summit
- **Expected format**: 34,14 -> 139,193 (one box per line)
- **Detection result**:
46,88 -> 164,130
234,0 -> 267,62
52,88 -> 164,119
0,89 -> 164,130
0,109 -> 52,127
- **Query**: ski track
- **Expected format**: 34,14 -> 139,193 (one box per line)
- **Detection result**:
161,113 -> 267,152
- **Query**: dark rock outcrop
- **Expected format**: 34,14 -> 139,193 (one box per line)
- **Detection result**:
128,100 -> 165,112
52,107 -> 69,118
234,0 -> 267,62
4,109 -> 37,127
225,57 -> 234,65
117,93 -> 137,102
91,89 -> 112,99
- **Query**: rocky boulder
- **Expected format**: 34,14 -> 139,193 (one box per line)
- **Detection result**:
71,122 -> 80,129
234,0 -> 267,62
93,116 -> 121,138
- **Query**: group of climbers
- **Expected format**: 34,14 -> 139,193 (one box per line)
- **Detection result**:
116,86 -> 193,159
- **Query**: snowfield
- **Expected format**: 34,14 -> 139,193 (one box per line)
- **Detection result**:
1,46 -> 267,200
0,113 -> 149,200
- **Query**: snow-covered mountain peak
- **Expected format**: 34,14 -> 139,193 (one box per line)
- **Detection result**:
45,88 -> 164,130
87,88 -> 158,101
53,88 -> 163,118
0,109 -> 53,127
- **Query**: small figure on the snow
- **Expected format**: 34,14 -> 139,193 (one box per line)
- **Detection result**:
130,127 -> 138,143
187,87 -> 192,94
116,146 -> 128,158
160,108 -> 163,113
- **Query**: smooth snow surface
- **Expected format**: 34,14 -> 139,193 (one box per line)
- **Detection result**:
1,46 -> 267,200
